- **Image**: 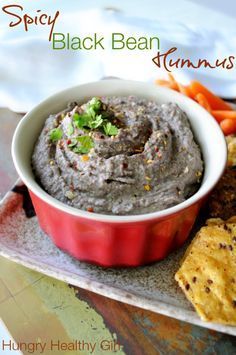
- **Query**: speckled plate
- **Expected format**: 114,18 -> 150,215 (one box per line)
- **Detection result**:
0,180 -> 235,336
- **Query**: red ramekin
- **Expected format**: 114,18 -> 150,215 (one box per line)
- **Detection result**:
11,80 -> 227,267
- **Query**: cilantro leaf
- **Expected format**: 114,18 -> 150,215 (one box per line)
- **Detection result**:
73,146 -> 89,154
86,106 -> 96,119
86,97 -> 102,119
72,135 -> 94,154
49,128 -> 63,142
88,114 -> 103,129
73,113 -> 80,122
73,113 -> 90,129
103,122 -> 118,136
78,135 -> 94,150
70,98 -> 118,148
88,97 -> 102,112
67,123 -> 74,136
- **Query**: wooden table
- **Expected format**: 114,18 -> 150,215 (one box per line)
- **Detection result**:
0,108 -> 236,355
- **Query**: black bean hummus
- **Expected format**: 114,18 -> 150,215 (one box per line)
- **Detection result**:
32,96 -> 204,215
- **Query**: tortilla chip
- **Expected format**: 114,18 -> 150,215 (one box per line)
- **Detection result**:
226,134 -> 236,167
175,218 -> 236,325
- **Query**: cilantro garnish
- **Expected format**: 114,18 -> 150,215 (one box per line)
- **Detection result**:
89,97 -> 102,110
73,97 -> 119,135
69,97 -> 119,154
89,114 -> 103,129
67,123 -> 74,136
73,112 -> 90,129
72,135 -> 94,154
103,122 -> 118,136
49,128 -> 63,142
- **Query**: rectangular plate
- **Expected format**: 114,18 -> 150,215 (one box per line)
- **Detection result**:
0,180 -> 235,336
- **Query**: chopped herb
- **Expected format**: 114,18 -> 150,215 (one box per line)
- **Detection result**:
73,113 -> 90,129
67,123 -> 74,136
68,138 -> 78,148
72,135 -> 94,154
103,122 -> 118,136
73,97 -> 119,137
49,128 -> 63,142
73,147 -> 86,154
85,97 -> 102,119
78,135 -> 94,149
68,97 -> 119,154
88,97 -> 102,112
89,114 -> 103,129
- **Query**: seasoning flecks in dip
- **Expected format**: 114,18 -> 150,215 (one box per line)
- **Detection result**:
32,96 -> 204,215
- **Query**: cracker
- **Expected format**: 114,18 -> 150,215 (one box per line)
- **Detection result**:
175,218 -> 236,324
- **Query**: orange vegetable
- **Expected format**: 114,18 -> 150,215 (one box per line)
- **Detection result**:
155,78 -> 179,91
155,79 -> 170,85
212,110 -> 236,123
155,77 -> 236,136
195,93 -> 211,112
155,79 -> 174,89
189,81 -> 232,111
177,83 -> 192,97
167,74 -> 179,90
220,118 -> 236,135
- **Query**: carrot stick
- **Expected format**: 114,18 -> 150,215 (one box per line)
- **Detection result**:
220,118 -> 236,135
155,79 -> 171,85
195,93 -> 211,112
168,74 -> 194,98
189,81 -> 232,111
167,74 -> 179,91
177,83 -> 192,97
211,110 -> 236,123
155,78 -> 179,91
155,80 -> 175,90
169,83 -> 180,91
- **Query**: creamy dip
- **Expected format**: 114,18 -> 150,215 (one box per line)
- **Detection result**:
32,96 -> 204,215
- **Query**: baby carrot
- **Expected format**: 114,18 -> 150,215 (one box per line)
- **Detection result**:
189,81 -> 232,111
167,74 -> 179,91
211,110 -> 236,123
155,79 -> 171,85
220,118 -> 236,135
177,83 -> 192,97
195,93 -> 211,112
155,79 -> 175,89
